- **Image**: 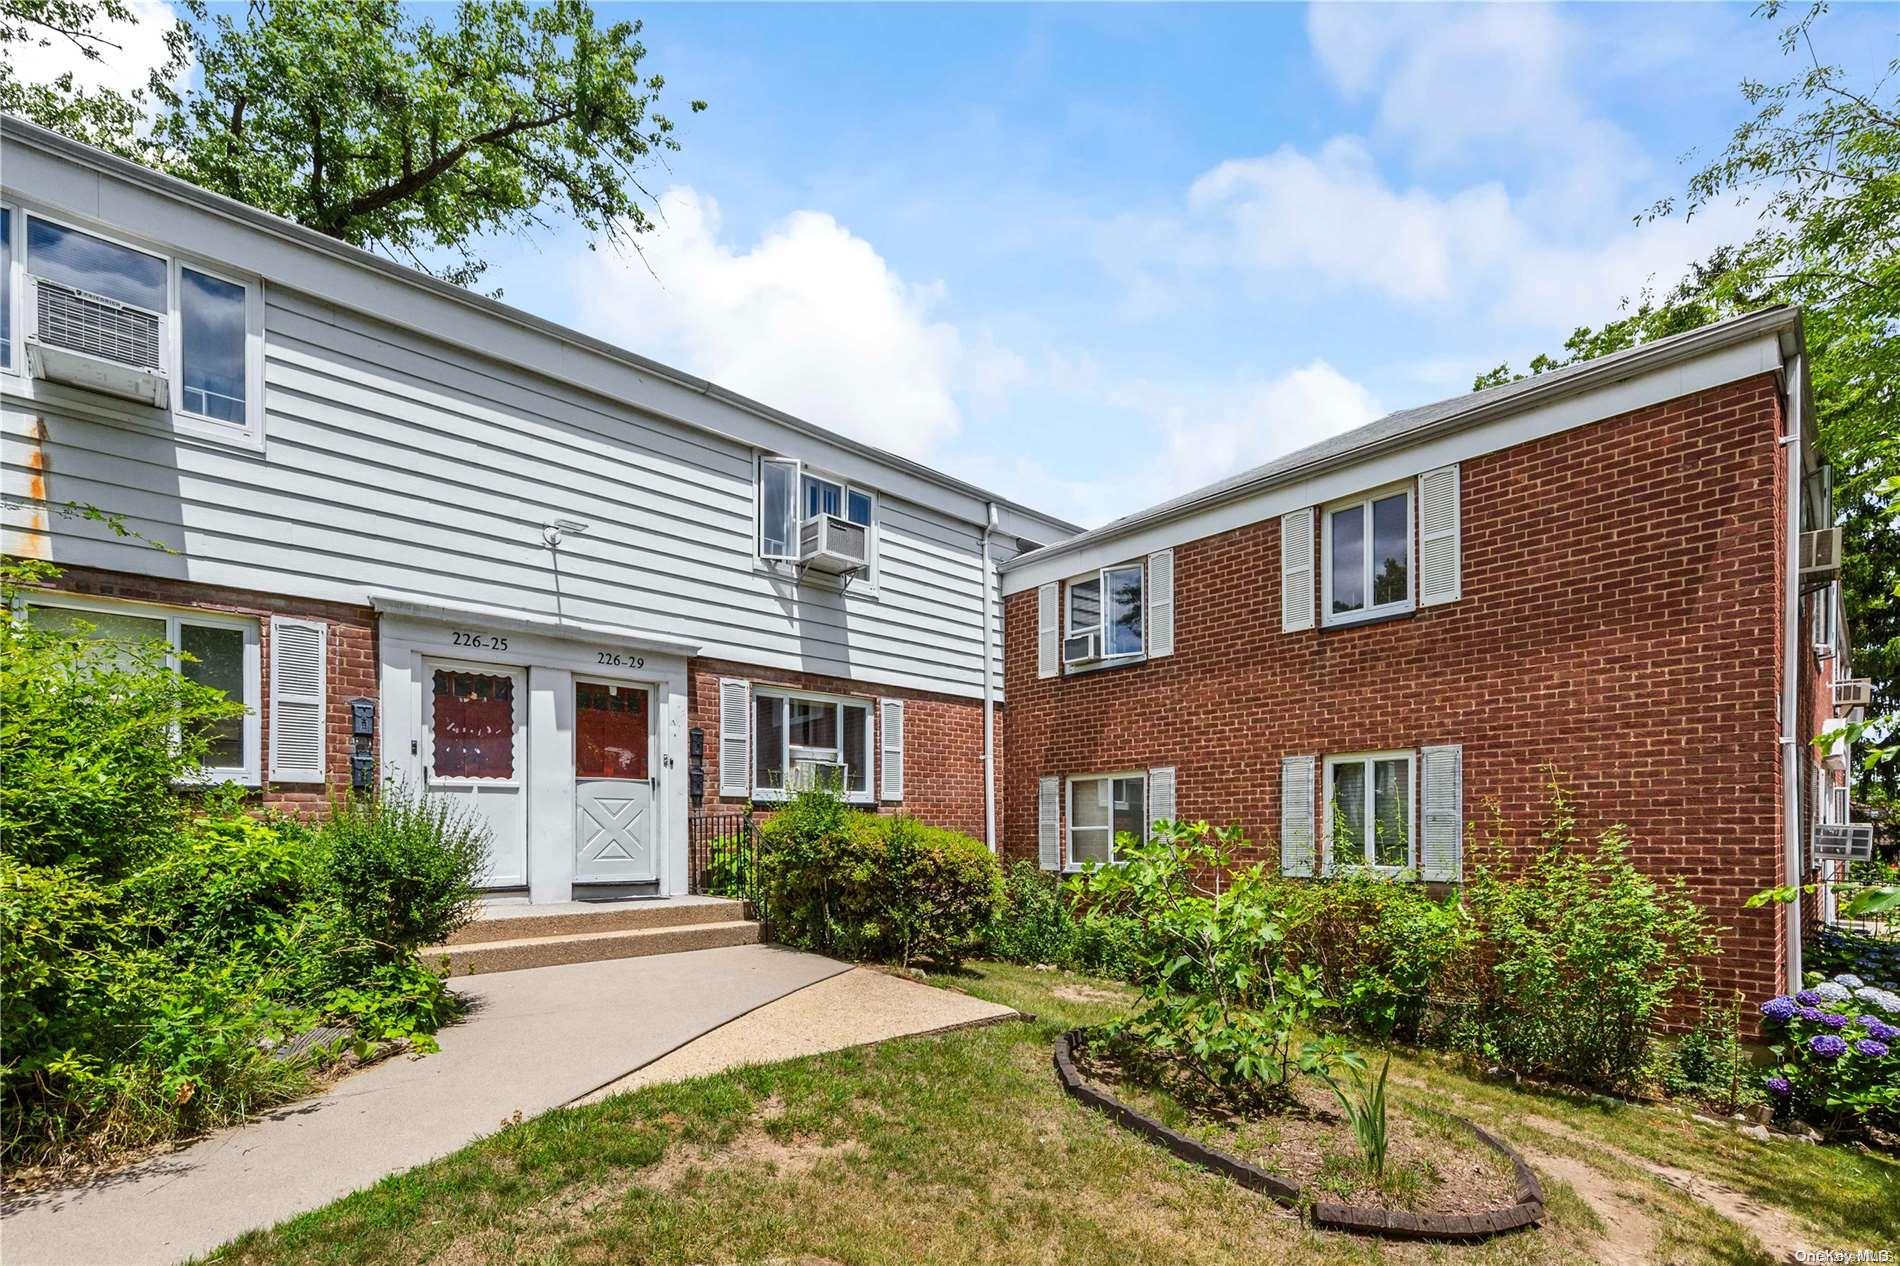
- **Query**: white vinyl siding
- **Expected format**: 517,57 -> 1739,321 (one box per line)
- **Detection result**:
1418,744 -> 1463,882
1280,754 -> 1316,877
1280,509 -> 1314,632
1037,775 -> 1061,870
1145,549 -> 1174,658
1417,465 -> 1461,606
268,616 -> 326,783
879,697 -> 904,801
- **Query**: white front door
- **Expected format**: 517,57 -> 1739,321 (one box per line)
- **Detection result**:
423,660 -> 528,887
574,679 -> 657,884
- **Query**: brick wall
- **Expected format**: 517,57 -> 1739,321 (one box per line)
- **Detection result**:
30,565 -> 377,813
688,657 -> 995,840
1003,374 -> 1792,1004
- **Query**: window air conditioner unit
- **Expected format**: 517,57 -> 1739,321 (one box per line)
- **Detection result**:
1062,629 -> 1101,666
798,513 -> 869,575
1799,528 -> 1842,588
789,758 -> 845,792
1833,678 -> 1874,712
1812,821 -> 1874,864
24,276 -> 169,407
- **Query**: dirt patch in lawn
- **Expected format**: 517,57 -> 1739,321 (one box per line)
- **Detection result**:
635,1129 -> 864,1193
1071,1043 -> 1521,1217
1048,983 -> 1129,1004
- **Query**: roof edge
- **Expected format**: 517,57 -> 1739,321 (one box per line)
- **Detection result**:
1000,305 -> 1802,573
0,115 -> 1081,537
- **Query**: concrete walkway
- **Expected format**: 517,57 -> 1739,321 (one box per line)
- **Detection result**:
2,944 -> 849,1266
579,966 -> 1018,1101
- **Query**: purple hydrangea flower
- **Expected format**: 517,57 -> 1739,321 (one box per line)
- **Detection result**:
1813,982 -> 1852,1003
1796,989 -> 1822,1006
1797,1007 -> 1828,1022
1855,1039 -> 1890,1059
1809,1034 -> 1849,1060
1760,996 -> 1798,1022
1764,1075 -> 1791,1097
1819,1011 -> 1849,1030
1867,1021 -> 1899,1044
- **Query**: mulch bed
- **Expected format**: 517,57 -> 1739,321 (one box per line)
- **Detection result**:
1055,1030 -> 1544,1240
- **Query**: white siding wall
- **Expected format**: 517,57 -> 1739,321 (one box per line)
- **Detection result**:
1,284 -> 1027,698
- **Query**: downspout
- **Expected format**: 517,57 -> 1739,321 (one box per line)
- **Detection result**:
982,502 -> 1000,853
1780,351 -> 1806,990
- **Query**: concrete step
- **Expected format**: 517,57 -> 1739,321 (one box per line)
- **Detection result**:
446,896 -> 749,946
427,919 -> 762,976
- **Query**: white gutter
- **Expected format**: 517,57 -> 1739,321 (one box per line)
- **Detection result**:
981,502 -> 999,853
1780,351 -> 1806,990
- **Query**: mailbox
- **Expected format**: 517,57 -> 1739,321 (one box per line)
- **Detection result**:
689,728 -> 705,759
350,698 -> 376,737
350,751 -> 376,792
688,727 -> 706,803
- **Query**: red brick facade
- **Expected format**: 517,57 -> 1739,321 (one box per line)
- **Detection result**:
688,657 -> 994,841
1003,374 -> 1797,1004
28,565 -> 377,813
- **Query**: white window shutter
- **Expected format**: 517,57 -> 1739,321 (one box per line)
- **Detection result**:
718,678 -> 750,796
1036,582 -> 1059,678
1145,549 -> 1174,658
268,617 -> 326,783
1418,465 -> 1461,606
1148,766 -> 1175,831
879,698 -> 904,800
1280,510 -> 1314,632
1038,775 -> 1061,870
1279,754 -> 1316,877
1419,744 -> 1464,882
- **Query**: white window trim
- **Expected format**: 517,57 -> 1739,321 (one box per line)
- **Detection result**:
10,204 -> 266,450
1065,770 -> 1149,871
19,590 -> 262,784
0,201 -> 19,378
748,685 -> 876,805
1323,750 -> 1417,875
1064,562 -> 1145,666
754,453 -> 880,592
1321,482 -> 1415,628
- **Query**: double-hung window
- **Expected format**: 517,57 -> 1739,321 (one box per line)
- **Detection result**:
1325,751 -> 1413,871
16,211 -> 263,444
751,688 -> 873,802
1064,563 -> 1143,663
1324,485 -> 1412,625
756,458 -> 876,568
1068,772 -> 1147,867
22,595 -> 261,783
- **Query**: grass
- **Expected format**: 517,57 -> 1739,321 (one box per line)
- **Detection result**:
201,962 -> 1900,1266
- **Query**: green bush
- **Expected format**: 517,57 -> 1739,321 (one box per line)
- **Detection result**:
1455,779 -> 1719,1092
986,861 -> 1145,980
1276,870 -> 1475,1043
758,787 -> 1003,967
703,833 -> 755,899
314,781 -> 487,954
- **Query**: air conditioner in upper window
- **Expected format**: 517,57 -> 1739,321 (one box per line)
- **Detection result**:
788,758 -> 846,793
1063,629 -> 1101,666
24,276 -> 170,407
1833,678 -> 1873,712
798,513 -> 869,575
1799,528 -> 1842,589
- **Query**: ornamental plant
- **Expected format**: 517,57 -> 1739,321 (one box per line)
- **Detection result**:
1072,820 -> 1327,1108
1757,973 -> 1900,1134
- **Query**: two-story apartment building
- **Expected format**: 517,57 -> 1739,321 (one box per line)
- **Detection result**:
0,118 -> 1075,907
999,307 -> 1860,1002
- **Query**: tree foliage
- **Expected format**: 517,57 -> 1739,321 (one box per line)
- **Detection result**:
2,0 -> 704,289
1474,2 -> 1899,797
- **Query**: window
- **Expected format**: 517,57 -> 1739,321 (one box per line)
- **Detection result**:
1068,773 -> 1147,867
1,205 -> 13,371
1324,486 -> 1412,624
1325,752 -> 1413,871
430,670 -> 516,780
1064,563 -> 1144,661
24,596 -> 260,782
20,211 -> 262,442
751,688 -> 873,801
756,458 -> 877,567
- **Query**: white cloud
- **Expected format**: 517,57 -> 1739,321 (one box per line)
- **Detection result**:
9,0 -> 186,106
577,189 -> 1013,458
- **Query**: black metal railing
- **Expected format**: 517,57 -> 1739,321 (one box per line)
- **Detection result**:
689,810 -> 764,929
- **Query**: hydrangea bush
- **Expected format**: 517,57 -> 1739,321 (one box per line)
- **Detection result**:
1805,925 -> 1900,990
1757,973 -> 1900,1133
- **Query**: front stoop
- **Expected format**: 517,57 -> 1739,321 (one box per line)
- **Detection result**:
428,898 -> 761,975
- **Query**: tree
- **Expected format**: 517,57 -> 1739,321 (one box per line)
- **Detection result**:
0,0 -> 190,157
1475,2 -> 1899,799
2,0 -> 705,290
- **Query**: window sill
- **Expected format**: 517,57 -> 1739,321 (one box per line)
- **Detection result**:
1321,603 -> 1415,631
1062,653 -> 1146,679
750,789 -> 876,806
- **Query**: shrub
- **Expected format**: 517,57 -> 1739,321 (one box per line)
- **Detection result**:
1806,925 -> 1900,990
1075,820 -> 1327,1107
758,787 -> 1003,967
1455,779 -> 1719,1092
703,833 -> 756,899
1757,974 -> 1900,1134
985,862 -> 1146,980
314,780 -> 488,954
1276,870 -> 1475,1043
1655,993 -> 1760,1115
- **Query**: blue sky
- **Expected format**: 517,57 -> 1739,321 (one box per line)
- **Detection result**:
31,2 -> 1898,527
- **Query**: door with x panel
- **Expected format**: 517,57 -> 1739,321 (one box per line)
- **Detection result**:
573,680 -> 657,884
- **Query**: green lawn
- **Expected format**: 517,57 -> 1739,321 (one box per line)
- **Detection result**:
204,962 -> 1900,1266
